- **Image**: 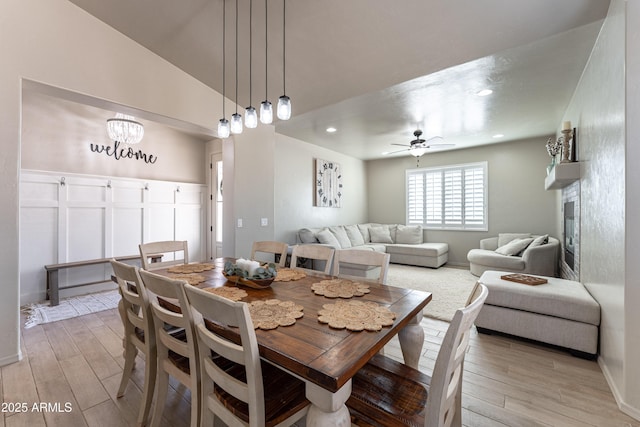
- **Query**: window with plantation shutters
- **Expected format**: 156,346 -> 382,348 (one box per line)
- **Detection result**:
406,162 -> 487,230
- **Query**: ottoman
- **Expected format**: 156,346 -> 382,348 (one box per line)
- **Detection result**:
475,270 -> 600,358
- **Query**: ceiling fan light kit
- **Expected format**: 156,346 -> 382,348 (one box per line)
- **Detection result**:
387,129 -> 453,158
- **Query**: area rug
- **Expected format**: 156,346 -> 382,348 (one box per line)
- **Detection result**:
22,289 -> 121,328
386,264 -> 478,322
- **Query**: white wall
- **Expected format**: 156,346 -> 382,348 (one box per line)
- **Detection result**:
0,0 -> 225,365
274,133 -> 369,244
366,137 -> 558,265
562,0 -> 640,419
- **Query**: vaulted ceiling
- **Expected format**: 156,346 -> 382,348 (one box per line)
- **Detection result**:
65,0 -> 609,159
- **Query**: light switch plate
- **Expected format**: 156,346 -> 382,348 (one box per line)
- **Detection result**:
261,218 -> 268,226
237,218 -> 243,228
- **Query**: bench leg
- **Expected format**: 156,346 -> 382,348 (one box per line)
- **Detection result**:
48,270 -> 60,306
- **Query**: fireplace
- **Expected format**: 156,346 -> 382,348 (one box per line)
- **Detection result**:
564,201 -> 575,270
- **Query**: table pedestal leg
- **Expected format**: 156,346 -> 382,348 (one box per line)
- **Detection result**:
305,380 -> 352,427
399,310 -> 424,369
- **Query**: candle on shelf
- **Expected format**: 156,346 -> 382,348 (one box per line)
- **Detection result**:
563,121 -> 572,131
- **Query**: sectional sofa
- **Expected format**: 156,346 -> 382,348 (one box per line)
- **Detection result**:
297,223 -> 448,269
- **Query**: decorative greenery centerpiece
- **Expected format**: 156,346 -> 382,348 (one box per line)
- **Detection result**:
223,259 -> 277,289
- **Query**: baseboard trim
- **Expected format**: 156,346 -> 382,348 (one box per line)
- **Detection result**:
599,356 -> 640,422
0,350 -> 23,367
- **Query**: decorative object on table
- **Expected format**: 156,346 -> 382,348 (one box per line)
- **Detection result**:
223,259 -> 277,289
274,268 -> 307,282
315,158 -> 343,207
248,299 -> 304,330
202,286 -> 248,301
167,273 -> 206,285
167,263 -> 215,273
500,273 -> 548,286
311,278 -> 370,298
317,300 -> 396,332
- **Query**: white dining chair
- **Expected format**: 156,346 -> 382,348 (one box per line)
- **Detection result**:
139,240 -> 189,271
110,259 -> 156,427
290,244 -> 335,274
347,284 -> 489,427
183,284 -> 309,427
250,240 -> 289,267
332,249 -> 391,284
138,269 -> 200,427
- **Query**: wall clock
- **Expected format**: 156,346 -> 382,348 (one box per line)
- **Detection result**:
315,158 -> 343,207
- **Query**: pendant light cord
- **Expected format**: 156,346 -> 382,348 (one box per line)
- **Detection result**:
282,0 -> 286,95
249,0 -> 253,106
265,0 -> 268,100
235,0 -> 239,114
222,0 -> 226,118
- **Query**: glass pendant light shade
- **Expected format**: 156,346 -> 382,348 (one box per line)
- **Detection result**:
245,106 -> 258,128
277,95 -> 291,120
218,118 -> 230,139
230,113 -> 243,134
410,147 -> 427,157
260,100 -> 273,124
106,113 -> 144,144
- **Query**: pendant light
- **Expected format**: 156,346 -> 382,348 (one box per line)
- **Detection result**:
217,0 -> 230,139
259,0 -> 273,124
244,0 -> 258,128
230,0 -> 243,134
277,0 -> 291,120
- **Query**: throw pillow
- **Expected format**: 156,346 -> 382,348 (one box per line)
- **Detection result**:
344,224 -> 365,246
497,233 -> 532,247
316,228 -> 341,248
329,226 -> 352,249
529,234 -> 549,248
395,225 -> 423,244
495,237 -> 534,256
369,226 -> 393,244
298,228 -> 319,243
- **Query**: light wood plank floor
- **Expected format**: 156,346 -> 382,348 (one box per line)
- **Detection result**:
3,309 -> 639,427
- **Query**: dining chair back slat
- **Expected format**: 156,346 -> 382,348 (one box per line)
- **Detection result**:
332,249 -> 391,284
250,241 -> 289,267
290,244 -> 335,275
139,240 -> 189,270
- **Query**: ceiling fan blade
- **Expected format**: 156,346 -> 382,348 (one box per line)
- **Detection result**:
424,136 -> 444,144
385,148 -> 411,155
391,143 -> 410,147
426,143 -> 456,149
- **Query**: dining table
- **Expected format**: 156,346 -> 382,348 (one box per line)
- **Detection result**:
156,257 -> 432,427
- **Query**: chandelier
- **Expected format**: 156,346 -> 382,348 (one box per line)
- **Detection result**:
218,0 -> 291,139
107,113 -> 144,145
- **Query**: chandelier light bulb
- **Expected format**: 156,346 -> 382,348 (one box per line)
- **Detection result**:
106,113 -> 144,144
245,106 -> 258,128
218,118 -> 230,139
230,113 -> 243,134
260,100 -> 273,124
277,95 -> 291,120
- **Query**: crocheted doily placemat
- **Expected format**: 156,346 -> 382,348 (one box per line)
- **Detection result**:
318,300 -> 396,332
274,268 -> 307,282
249,299 -> 304,330
167,273 -> 206,285
202,286 -> 248,301
167,263 -> 215,273
311,279 -> 370,298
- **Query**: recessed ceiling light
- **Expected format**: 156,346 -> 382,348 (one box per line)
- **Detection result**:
326,127 -> 337,133
477,89 -> 493,97
493,134 -> 504,138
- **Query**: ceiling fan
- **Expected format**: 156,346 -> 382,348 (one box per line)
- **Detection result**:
388,130 -> 454,157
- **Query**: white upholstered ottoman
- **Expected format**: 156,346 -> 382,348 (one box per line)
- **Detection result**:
475,270 -> 600,358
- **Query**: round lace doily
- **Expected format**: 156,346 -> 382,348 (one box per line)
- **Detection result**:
311,279 -> 370,298
202,286 -> 247,301
167,263 -> 215,273
167,273 -> 206,285
318,300 -> 396,332
274,268 -> 307,282
248,299 -> 304,330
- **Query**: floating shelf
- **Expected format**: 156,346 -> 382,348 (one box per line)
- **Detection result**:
545,162 -> 581,190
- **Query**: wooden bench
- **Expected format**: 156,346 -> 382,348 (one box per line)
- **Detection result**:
45,254 -> 161,306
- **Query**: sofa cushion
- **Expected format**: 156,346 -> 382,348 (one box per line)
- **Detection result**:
344,225 -> 365,247
467,249 -> 526,271
316,228 -> 341,248
385,243 -> 448,257
529,234 -> 549,248
395,225 -> 423,244
495,237 -> 534,256
329,226 -> 352,249
370,226 -> 393,244
358,244 -> 387,252
497,233 -> 531,247
478,270 -> 600,326
357,223 -> 379,243
299,228 -> 319,243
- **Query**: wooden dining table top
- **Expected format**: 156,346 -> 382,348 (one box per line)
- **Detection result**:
156,257 -> 432,393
